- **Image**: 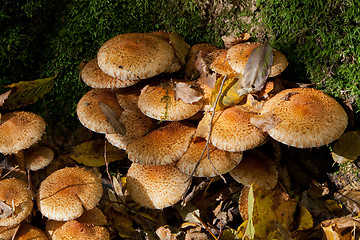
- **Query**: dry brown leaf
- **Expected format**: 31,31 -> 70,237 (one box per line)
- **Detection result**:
221,33 -> 251,49
321,217 -> 360,240
174,82 -> 203,104
332,131 -> 360,164
169,31 -> 190,66
0,200 -> 13,219
156,226 -> 182,240
195,51 -> 217,88
250,111 -> 281,132
98,102 -> 126,136
0,90 -> 11,107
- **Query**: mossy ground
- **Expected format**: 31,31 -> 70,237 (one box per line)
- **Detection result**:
1,0 -> 359,127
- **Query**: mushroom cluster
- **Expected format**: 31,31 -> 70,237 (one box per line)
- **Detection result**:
76,32 -> 348,211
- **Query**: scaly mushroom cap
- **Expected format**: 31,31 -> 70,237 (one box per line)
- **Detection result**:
210,106 -> 268,152
105,108 -> 155,150
37,167 -> 103,221
0,178 -> 33,227
77,88 -> 123,134
185,43 -> 218,80
15,223 -> 48,240
227,42 -> 288,77
177,140 -> 243,177
253,87 -> 348,148
126,163 -> 190,209
138,83 -> 203,121
81,58 -> 140,88
46,208 -> 109,240
0,225 -> 19,240
126,121 -> 196,165
229,150 -> 278,190
24,146 -> 54,171
205,49 -> 238,76
97,33 -> 176,80
0,111 -> 46,155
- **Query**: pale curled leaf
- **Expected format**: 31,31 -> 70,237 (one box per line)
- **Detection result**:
195,112 -> 211,139
112,176 -> 125,200
174,82 -> 202,104
332,131 -> 360,164
195,51 -> 217,88
238,43 -> 273,97
0,200 -> 13,219
0,90 -> 11,107
221,33 -> 251,49
250,112 -> 281,132
99,102 -> 126,135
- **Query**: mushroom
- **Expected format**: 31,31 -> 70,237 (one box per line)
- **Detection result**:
97,33 -> 178,80
0,178 -> 33,227
13,223 -> 48,240
77,88 -> 123,134
210,105 -> 268,152
126,163 -> 190,209
250,87 -> 348,148
177,139 -> 243,177
46,207 -> 109,240
126,121 -> 196,166
24,146 -> 54,171
0,225 -> 19,240
204,49 -> 238,76
137,81 -> 203,121
37,167 -> 103,221
229,150 -> 278,190
227,42 -> 288,77
81,58 -> 140,88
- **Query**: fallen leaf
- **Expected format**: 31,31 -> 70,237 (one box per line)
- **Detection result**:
194,112 -> 211,139
0,90 -> 11,107
156,226 -> 182,240
110,210 -> 138,239
195,51 -> 217,88
237,94 -> 265,113
321,217 -> 360,240
297,204 -> 314,231
0,200 -> 13,219
332,131 -> 360,164
175,202 -> 203,227
221,33 -> 251,49
237,43 -> 273,97
174,82 -> 203,104
244,184 -> 297,240
169,31 -> 190,66
99,102 -> 127,136
68,139 -> 127,167
250,111 -> 281,132
112,176 -> 125,202
2,74 -> 55,110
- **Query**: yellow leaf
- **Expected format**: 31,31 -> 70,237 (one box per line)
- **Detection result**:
332,131 -> 360,164
68,139 -> 127,167
244,184 -> 298,240
210,75 -> 246,110
169,31 -> 190,66
325,199 -> 343,212
297,204 -> 314,231
110,210 -> 137,239
3,74 -> 55,110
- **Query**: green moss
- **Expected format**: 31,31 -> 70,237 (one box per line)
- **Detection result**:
254,0 -> 360,119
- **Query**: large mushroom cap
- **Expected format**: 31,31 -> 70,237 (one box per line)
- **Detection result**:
126,121 -> 196,166
0,111 -> 46,155
81,58 -> 140,88
37,167 -> 103,221
177,140 -> 243,177
46,208 -> 109,240
126,163 -> 189,209
77,88 -> 123,134
0,178 -> 33,227
210,106 -> 268,152
14,223 -> 48,240
138,82 -> 203,121
252,87 -> 348,148
229,150 -> 278,190
97,33 -> 176,80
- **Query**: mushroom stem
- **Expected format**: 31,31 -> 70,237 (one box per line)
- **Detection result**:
13,150 -> 25,171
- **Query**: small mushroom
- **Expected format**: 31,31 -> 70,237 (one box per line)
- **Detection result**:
126,163 -> 190,209
46,208 -> 109,240
204,49 -> 238,76
24,146 -> 54,171
0,178 -> 33,227
37,167 -> 103,221
177,139 -> 243,177
126,121 -> 196,166
81,58 -> 140,88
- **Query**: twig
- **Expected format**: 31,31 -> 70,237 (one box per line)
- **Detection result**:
0,165 -> 19,180
183,75 -> 228,197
